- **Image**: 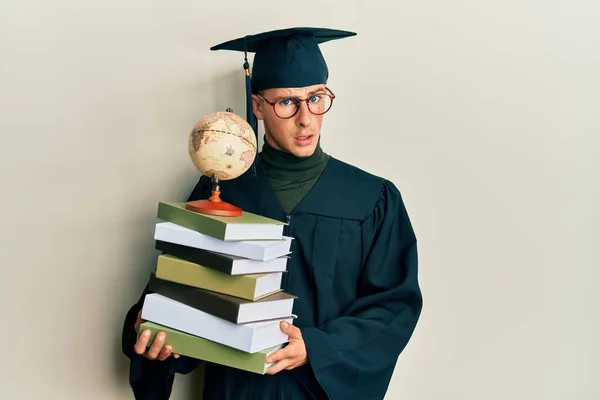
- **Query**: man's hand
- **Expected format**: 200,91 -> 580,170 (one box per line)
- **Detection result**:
265,321 -> 308,374
133,309 -> 180,361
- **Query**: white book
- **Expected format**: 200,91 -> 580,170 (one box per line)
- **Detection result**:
154,222 -> 293,261
214,253 -> 289,276
142,293 -> 294,354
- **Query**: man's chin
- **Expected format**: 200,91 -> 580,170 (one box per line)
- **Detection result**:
288,137 -> 319,157
289,145 -> 317,158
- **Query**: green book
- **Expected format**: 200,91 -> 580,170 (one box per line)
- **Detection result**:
139,321 -> 282,375
156,254 -> 283,301
157,202 -> 285,241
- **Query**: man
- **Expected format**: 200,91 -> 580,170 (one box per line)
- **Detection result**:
121,27 -> 423,399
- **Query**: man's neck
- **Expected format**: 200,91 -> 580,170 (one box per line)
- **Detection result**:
259,137 -> 329,181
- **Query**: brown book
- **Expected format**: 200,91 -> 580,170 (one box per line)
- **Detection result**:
148,273 -> 297,324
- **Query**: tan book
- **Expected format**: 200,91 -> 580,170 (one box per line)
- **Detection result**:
155,254 -> 283,301
139,321 -> 282,375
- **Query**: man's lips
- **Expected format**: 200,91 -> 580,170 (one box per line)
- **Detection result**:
294,134 -> 314,146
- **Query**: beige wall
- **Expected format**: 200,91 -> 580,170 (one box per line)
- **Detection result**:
1,0 -> 598,399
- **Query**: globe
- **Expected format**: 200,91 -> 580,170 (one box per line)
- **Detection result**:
185,110 -> 257,216
188,111 -> 257,182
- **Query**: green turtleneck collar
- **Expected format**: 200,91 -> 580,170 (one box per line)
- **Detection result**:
260,136 -> 329,181
259,136 -> 329,213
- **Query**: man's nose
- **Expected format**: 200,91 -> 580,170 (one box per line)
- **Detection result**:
296,102 -> 312,127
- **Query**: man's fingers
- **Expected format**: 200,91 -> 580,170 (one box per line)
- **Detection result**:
265,346 -> 292,364
266,342 -> 305,364
134,329 -> 151,355
146,332 -> 166,359
157,345 -> 173,361
266,358 -> 293,375
133,328 -> 178,361
280,321 -> 301,339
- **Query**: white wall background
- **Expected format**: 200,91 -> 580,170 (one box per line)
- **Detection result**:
1,1 -> 598,399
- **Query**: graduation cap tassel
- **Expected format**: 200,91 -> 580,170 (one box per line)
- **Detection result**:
243,41 -> 258,178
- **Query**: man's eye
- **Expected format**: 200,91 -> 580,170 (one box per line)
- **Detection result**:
309,95 -> 322,103
279,99 -> 293,106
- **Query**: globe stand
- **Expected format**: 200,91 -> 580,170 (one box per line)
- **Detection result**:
185,174 -> 242,217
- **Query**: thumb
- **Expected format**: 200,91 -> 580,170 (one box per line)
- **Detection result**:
280,321 -> 299,337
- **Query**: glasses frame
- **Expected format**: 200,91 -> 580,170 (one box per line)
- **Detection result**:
257,87 -> 336,119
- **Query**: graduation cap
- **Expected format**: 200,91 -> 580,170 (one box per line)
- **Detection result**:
210,27 -> 357,138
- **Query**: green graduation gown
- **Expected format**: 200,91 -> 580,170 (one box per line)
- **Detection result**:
121,154 -> 423,400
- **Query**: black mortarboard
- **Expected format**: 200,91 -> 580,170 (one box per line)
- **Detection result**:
210,27 -> 357,138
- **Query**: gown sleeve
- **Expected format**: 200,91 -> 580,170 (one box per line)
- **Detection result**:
120,176 -> 210,399
121,286 -> 202,399
299,180 -> 423,400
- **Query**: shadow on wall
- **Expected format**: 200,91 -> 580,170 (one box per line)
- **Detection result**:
108,65 -> 247,398
212,66 -> 251,122
185,361 -> 206,399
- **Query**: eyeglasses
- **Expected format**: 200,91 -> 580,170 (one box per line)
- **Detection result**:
257,88 -> 335,119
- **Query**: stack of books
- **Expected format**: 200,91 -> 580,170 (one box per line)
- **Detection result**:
138,201 -> 296,374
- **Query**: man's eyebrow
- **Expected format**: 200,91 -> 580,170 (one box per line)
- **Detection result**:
273,88 -> 327,100
308,88 -> 327,96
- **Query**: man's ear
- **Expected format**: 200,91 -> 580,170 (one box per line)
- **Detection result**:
252,94 -> 264,120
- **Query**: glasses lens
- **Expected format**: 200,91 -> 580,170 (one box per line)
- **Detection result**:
308,94 -> 333,115
273,94 -> 334,118
274,100 -> 299,119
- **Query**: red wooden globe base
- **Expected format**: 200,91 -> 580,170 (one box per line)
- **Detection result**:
185,190 -> 242,217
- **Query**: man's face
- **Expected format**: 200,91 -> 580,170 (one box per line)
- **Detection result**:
252,84 -> 327,158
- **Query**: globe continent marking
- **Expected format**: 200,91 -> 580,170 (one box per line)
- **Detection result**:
188,111 -> 257,181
